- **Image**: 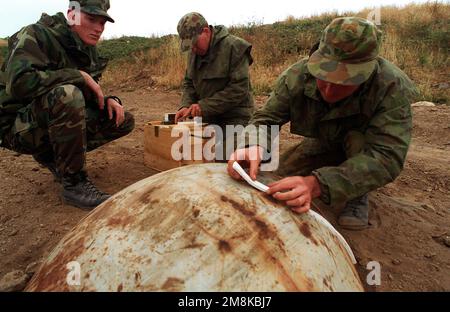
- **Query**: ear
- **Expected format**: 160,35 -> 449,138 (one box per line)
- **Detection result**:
67,9 -> 81,27
203,26 -> 211,35
67,10 -> 74,26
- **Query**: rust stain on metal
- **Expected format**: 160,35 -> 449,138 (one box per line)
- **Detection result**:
161,277 -> 185,291
323,275 -> 334,291
254,219 -> 273,240
221,193 -> 289,253
254,218 -> 287,256
26,236 -> 87,291
299,223 -> 319,246
106,214 -> 135,228
223,207 -> 298,290
230,232 -> 252,240
220,195 -> 255,217
193,209 -> 200,218
135,272 -> 141,285
267,255 -> 301,291
138,185 -> 163,204
184,243 -> 207,250
218,240 -> 232,254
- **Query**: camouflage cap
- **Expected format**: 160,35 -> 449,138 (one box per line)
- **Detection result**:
307,17 -> 382,86
70,0 -> 115,23
177,12 -> 208,52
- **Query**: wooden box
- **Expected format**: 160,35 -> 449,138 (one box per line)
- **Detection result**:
144,121 -> 215,172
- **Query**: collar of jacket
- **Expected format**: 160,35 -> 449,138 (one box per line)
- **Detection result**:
195,25 -> 229,68
303,62 -> 379,121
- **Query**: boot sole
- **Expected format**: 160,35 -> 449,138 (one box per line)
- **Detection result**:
62,197 -> 98,211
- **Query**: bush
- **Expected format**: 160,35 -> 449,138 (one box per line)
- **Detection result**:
98,36 -> 165,61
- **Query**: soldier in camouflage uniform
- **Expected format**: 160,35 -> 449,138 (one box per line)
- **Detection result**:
0,0 -> 135,210
228,17 -> 418,230
175,12 -> 255,160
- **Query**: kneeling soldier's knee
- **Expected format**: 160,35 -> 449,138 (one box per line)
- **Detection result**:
47,84 -> 85,110
45,85 -> 86,122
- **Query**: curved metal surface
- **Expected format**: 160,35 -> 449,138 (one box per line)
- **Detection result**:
26,164 -> 364,292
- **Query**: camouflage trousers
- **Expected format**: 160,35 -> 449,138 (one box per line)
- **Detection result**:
2,84 -> 135,176
275,132 -> 365,177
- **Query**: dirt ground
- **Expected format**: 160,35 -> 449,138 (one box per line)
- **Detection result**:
0,87 -> 449,292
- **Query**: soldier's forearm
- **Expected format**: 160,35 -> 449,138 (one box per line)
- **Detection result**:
8,68 -> 85,100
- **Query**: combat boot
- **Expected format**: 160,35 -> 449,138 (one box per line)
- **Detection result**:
33,153 -> 61,182
62,172 -> 111,210
338,194 -> 370,231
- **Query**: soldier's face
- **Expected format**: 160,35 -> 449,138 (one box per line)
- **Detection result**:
192,27 -> 212,56
316,79 -> 360,104
69,11 -> 107,46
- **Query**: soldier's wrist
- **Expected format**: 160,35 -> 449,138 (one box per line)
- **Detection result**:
311,171 -> 331,204
104,96 -> 122,106
306,175 -> 322,199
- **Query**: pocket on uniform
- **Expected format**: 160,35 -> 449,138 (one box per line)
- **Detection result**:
11,107 -> 41,154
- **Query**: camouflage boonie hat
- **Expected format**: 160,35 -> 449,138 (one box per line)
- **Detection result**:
177,12 -> 208,52
70,0 -> 115,23
307,17 -> 382,85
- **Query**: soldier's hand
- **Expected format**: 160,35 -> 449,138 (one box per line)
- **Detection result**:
107,98 -> 125,127
80,70 -> 105,110
175,107 -> 191,123
227,146 -> 264,181
190,104 -> 202,117
266,176 -> 322,214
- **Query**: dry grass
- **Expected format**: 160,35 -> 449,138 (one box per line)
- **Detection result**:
102,36 -> 186,91
0,39 -> 7,65
103,2 -> 449,103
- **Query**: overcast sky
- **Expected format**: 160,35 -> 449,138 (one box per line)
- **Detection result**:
0,0 -> 435,38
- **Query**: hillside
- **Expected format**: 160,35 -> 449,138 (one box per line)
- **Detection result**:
101,2 -> 449,104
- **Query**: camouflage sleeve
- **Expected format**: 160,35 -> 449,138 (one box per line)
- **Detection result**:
198,53 -> 252,118
239,70 -> 292,151
180,72 -> 198,109
313,91 -> 413,205
5,25 -> 85,101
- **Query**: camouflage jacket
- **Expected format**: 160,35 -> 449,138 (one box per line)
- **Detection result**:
250,57 -> 418,205
0,13 -> 108,144
181,25 -> 254,126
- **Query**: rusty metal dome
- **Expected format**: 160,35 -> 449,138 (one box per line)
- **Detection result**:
26,164 -> 364,292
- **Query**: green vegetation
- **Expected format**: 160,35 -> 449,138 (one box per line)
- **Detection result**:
97,36 -> 165,61
101,2 -> 449,104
